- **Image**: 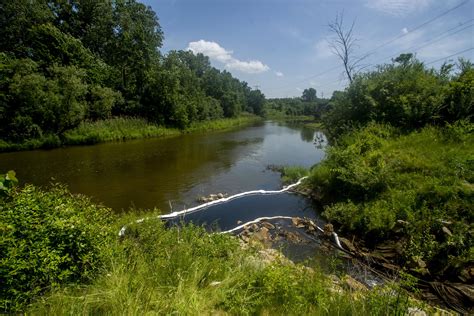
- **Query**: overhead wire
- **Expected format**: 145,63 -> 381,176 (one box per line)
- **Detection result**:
266,0 -> 472,96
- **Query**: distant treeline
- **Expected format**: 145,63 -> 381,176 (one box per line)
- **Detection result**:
0,0 -> 265,144
266,88 -> 330,119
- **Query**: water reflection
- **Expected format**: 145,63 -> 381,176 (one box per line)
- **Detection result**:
0,121 -> 326,211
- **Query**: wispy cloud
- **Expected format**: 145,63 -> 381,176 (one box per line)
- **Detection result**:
187,40 -> 270,74
365,0 -> 433,17
275,71 -> 284,77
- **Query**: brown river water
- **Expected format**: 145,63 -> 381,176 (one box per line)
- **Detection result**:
0,121 -> 326,212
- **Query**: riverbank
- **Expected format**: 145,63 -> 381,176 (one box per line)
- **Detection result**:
290,122 -> 473,313
0,115 -> 262,153
1,180 -> 439,314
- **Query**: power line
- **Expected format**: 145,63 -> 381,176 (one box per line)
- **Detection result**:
370,19 -> 474,66
363,0 -> 471,55
267,0 -> 472,96
425,47 -> 474,65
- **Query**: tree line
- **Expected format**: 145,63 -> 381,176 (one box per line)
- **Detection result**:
266,88 -> 330,119
322,53 -> 473,138
0,0 -> 266,144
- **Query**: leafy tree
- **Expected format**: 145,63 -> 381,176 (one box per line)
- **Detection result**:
302,88 -> 317,102
246,89 -> 266,115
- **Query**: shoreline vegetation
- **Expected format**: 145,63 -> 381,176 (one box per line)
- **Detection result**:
1,180 -> 445,315
0,114 -> 262,152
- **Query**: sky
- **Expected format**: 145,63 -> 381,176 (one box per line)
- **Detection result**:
141,0 -> 474,98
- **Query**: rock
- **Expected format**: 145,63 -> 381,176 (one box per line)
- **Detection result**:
416,257 -> 427,269
284,231 -> 302,243
396,219 -> 409,225
240,234 -> 249,243
217,193 -> 224,198
407,307 -> 427,316
342,275 -> 368,292
291,217 -> 300,226
442,226 -> 453,237
237,220 -> 243,225
459,266 -> 474,282
261,221 -> 275,230
323,223 -> 334,237
339,237 -> 356,253
209,281 -> 221,287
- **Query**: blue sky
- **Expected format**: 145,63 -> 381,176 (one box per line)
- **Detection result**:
142,0 -> 474,98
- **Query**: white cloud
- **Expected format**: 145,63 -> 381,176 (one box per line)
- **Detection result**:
275,71 -> 284,77
365,0 -> 433,17
314,39 -> 333,59
402,27 -> 409,34
187,40 -> 269,74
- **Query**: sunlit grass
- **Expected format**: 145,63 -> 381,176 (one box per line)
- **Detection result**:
0,115 -> 262,152
63,117 -> 180,145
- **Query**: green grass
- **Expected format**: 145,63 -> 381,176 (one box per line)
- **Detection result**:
304,121 -> 323,129
184,113 -> 262,133
1,183 -> 423,315
280,166 -> 309,184
264,109 -> 315,122
0,115 -> 262,152
309,121 -> 473,279
63,117 -> 180,145
28,218 -> 416,316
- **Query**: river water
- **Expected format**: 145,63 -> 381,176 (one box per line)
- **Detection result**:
2,121 -> 385,287
0,121 -> 326,212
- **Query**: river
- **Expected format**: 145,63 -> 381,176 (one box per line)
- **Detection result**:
0,121 -> 326,212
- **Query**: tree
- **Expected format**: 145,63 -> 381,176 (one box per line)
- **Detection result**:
328,13 -> 365,84
302,88 -> 317,102
247,89 -> 265,115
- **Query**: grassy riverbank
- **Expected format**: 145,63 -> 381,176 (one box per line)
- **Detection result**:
308,122 -> 473,281
2,180 -> 432,314
0,115 -> 262,152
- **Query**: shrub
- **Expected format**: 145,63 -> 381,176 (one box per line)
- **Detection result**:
309,123 -> 474,277
0,184 -> 114,312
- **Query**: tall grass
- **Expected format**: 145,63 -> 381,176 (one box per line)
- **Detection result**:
28,218 -> 417,315
0,115 -> 262,152
185,114 -> 262,133
1,183 -> 427,314
63,117 -> 180,145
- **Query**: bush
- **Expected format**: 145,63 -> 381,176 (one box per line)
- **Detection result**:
0,184 -> 114,312
309,123 -> 474,277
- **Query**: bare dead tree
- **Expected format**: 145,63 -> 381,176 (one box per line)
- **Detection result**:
328,12 -> 366,84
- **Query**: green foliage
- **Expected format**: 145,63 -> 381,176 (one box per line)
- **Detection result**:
0,2 -> 264,151
63,117 -> 179,145
322,55 -> 473,138
266,94 -> 329,119
309,123 -> 474,276
280,166 -> 309,184
0,170 -> 18,197
25,212 -> 413,315
0,184 -> 114,312
302,87 -> 317,102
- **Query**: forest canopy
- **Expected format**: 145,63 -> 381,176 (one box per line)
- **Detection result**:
0,0 -> 266,144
